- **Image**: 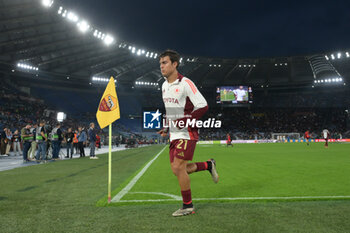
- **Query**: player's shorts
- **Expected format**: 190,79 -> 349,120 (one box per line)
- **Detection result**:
226,140 -> 232,144
169,139 -> 196,163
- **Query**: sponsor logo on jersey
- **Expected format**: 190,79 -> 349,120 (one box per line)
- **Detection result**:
163,98 -> 179,104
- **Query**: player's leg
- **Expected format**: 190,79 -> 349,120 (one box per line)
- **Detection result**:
171,157 -> 194,217
183,139 -> 219,181
186,160 -> 219,183
325,139 -> 328,148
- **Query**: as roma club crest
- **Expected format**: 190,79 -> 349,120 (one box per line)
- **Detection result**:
99,95 -> 118,112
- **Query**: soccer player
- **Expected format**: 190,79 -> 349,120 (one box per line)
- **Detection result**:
304,130 -> 310,146
157,50 -> 219,217
223,89 -> 227,100
226,133 -> 233,147
233,86 -> 247,102
322,129 -> 330,148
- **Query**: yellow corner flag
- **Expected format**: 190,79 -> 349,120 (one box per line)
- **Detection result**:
96,76 -> 120,203
96,77 -> 120,129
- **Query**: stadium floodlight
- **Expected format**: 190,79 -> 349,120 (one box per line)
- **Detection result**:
331,54 -> 335,60
321,80 -> 324,83
325,55 -> 329,60
337,53 -> 341,59
58,6 -> 63,14
150,52 -> 154,57
42,0 -> 54,7
332,78 -> 335,82
340,78 -> 343,81
154,53 -> 158,59
346,52 -> 350,58
77,20 -> 90,33
67,12 -> 79,22
137,49 -> 141,56
57,112 -> 66,122
62,10 -> 67,18
142,50 -> 145,54
104,34 -> 115,46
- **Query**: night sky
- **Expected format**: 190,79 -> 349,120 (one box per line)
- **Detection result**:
60,0 -> 350,58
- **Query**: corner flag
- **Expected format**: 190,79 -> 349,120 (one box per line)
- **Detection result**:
96,76 -> 120,203
96,77 -> 120,129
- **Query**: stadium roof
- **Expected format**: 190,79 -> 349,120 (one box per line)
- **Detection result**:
0,0 -> 349,89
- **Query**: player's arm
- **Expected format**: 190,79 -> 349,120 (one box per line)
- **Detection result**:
177,79 -> 208,125
157,115 -> 169,137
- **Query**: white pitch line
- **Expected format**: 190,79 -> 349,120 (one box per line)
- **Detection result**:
111,146 -> 167,202
117,195 -> 350,203
129,192 -> 181,200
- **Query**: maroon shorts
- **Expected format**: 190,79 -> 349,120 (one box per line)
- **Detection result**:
169,139 -> 196,163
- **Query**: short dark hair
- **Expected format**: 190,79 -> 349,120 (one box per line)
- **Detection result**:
159,50 -> 180,68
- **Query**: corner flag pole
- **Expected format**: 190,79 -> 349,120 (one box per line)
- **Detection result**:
108,123 -> 112,203
96,76 -> 120,204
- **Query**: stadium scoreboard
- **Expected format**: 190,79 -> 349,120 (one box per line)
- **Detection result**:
216,86 -> 253,106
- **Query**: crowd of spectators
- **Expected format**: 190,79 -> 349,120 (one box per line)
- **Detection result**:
200,107 -> 348,140
1,78 -> 349,157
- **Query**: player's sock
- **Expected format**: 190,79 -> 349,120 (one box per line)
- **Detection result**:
181,189 -> 193,208
206,160 -> 212,171
195,162 -> 208,172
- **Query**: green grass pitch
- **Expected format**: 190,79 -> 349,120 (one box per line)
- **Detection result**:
220,90 -> 236,101
1,143 -> 350,232
114,143 -> 350,203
